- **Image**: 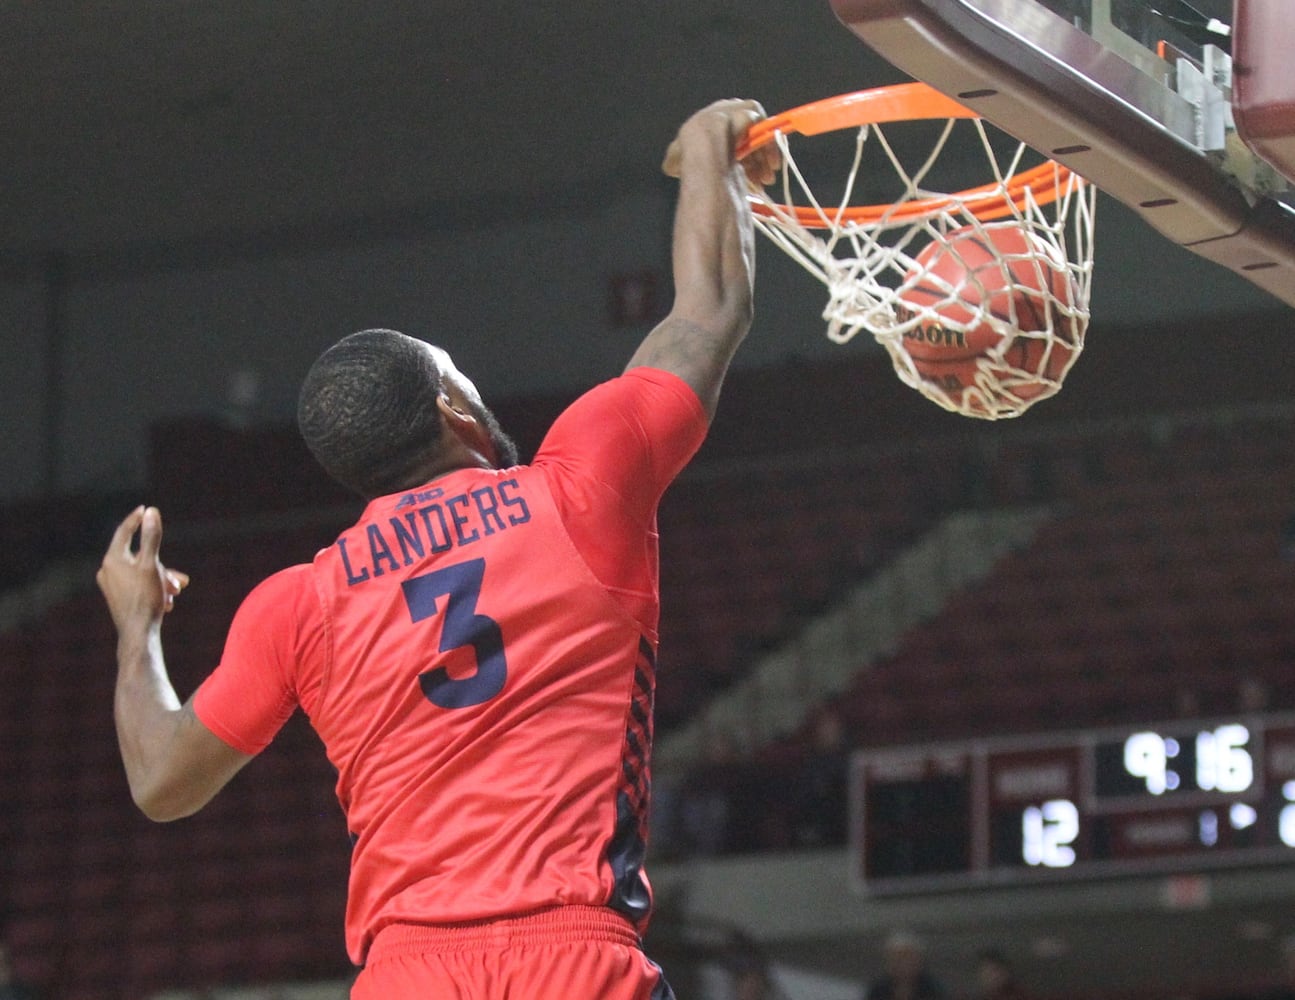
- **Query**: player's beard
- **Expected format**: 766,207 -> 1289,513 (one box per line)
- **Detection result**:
470,399 -> 520,469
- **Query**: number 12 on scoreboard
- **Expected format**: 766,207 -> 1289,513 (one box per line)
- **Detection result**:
1022,799 -> 1080,868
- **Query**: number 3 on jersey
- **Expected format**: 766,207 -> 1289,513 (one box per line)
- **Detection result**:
401,558 -> 507,709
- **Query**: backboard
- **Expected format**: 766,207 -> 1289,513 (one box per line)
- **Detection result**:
828,0 -> 1295,308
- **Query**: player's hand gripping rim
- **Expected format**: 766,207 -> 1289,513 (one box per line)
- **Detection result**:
661,98 -> 781,189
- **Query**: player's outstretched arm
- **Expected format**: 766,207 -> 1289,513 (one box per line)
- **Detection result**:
96,506 -> 253,821
625,99 -> 778,420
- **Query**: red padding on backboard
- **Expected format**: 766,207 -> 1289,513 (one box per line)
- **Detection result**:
1232,0 -> 1295,185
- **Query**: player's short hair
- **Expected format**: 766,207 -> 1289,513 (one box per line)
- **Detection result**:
298,329 -> 446,499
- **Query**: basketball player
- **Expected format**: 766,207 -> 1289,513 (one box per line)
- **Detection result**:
96,98 -> 777,999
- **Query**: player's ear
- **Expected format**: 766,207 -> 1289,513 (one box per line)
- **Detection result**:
436,392 -> 473,424
436,392 -> 495,463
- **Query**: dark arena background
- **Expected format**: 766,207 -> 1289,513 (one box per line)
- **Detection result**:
3,3 -> 1295,999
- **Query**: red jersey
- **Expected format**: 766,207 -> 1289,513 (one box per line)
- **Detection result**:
192,368 -> 707,964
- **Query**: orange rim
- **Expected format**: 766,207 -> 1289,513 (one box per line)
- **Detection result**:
739,83 -> 1081,227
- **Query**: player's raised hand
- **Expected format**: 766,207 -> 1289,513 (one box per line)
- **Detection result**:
661,98 -> 781,188
97,506 -> 190,632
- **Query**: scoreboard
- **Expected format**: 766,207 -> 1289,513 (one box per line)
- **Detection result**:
852,712 -> 1295,893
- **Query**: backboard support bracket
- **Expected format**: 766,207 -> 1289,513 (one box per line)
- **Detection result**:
829,0 -> 1295,309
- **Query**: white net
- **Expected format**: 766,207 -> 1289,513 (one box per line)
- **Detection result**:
750,114 -> 1096,419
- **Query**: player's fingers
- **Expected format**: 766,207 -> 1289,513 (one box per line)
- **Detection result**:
711,97 -> 766,120
762,151 -> 782,186
731,100 -> 766,130
108,506 -> 146,560
759,140 -> 782,177
741,144 -> 778,188
661,138 -> 683,178
165,569 -> 190,595
737,146 -> 774,188
137,506 -> 164,562
668,99 -> 768,177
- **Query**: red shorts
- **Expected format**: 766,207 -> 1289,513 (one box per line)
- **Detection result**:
351,906 -> 675,1000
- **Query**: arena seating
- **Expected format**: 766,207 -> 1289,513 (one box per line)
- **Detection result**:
831,417 -> 1295,749
654,454 -> 957,728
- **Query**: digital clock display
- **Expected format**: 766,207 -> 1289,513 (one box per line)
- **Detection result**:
851,713 -> 1295,893
1093,723 -> 1255,800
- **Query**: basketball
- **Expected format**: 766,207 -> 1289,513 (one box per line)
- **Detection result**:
893,223 -> 1079,410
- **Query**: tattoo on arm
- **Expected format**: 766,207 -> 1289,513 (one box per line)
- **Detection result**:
626,317 -> 735,418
